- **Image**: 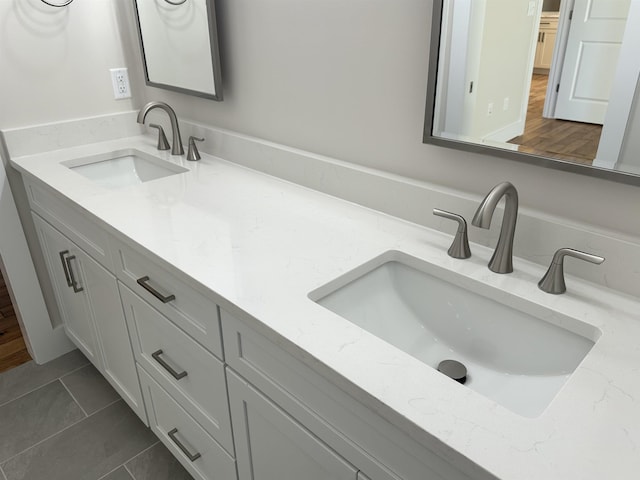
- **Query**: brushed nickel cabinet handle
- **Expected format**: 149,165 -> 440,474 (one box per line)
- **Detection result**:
65,255 -> 84,293
167,428 -> 201,461
136,276 -> 176,303
59,250 -> 73,287
151,349 -> 188,380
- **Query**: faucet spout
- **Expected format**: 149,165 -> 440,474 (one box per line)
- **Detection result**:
137,101 -> 184,156
472,182 -> 518,274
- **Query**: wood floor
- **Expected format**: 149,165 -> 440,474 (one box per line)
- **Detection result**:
509,74 -> 603,165
0,271 -> 31,373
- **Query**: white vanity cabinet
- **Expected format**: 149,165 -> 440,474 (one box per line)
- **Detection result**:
19,173 -> 478,480
32,213 -> 146,422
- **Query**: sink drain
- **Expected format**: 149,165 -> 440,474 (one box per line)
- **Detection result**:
437,359 -> 467,384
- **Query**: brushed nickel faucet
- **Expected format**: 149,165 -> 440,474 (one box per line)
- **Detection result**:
472,182 -> 518,274
137,101 -> 184,156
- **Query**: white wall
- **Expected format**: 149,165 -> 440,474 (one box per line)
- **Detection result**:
470,0 -> 538,140
0,0 -> 142,129
598,0 -> 640,173
130,0 -> 640,238
617,85 -> 640,174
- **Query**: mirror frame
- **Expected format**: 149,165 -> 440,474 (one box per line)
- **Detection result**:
132,0 -> 223,101
423,0 -> 640,187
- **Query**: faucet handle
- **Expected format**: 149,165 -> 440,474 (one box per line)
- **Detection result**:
538,248 -> 605,294
187,136 -> 204,161
149,124 -> 170,151
433,209 -> 471,259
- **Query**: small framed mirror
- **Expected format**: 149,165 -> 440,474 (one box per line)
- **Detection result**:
133,0 -> 223,101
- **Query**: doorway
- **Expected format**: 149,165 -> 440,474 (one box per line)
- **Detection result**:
0,269 -> 31,372
507,0 -> 630,165
509,74 -> 602,164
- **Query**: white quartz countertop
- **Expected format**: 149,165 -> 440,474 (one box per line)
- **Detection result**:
10,136 -> 640,480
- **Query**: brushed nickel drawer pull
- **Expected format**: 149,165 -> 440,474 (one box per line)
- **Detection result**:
168,428 -> 201,461
136,276 -> 176,303
65,255 -> 84,293
58,250 -> 73,287
152,349 -> 188,380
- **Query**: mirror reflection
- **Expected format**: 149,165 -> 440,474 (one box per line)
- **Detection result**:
426,0 -> 640,181
133,0 -> 223,100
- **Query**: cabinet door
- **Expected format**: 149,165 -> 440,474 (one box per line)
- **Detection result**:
82,253 -> 146,423
539,30 -> 557,69
227,369 -> 358,480
34,214 -> 102,368
33,214 -> 145,422
534,32 -> 543,68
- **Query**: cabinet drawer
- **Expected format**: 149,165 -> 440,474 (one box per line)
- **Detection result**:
112,238 -> 223,359
120,284 -> 233,453
139,368 -> 237,480
25,178 -> 113,270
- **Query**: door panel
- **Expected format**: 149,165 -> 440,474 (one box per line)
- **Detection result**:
555,0 -> 631,123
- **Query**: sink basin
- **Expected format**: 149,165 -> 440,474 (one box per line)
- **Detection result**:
63,149 -> 188,189
310,251 -> 599,417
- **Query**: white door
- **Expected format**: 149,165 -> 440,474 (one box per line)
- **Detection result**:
554,0 -> 631,124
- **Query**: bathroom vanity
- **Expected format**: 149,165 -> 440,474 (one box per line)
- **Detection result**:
5,117 -> 640,480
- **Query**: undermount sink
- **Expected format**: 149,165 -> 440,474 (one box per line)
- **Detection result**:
63,149 -> 188,189
310,251 -> 600,417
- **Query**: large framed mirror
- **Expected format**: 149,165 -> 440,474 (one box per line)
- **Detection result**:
424,0 -> 640,186
133,0 -> 223,101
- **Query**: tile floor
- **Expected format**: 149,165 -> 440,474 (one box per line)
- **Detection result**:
0,350 -> 193,480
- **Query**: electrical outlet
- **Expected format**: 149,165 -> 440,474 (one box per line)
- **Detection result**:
488,103 -> 494,115
503,97 -> 510,111
110,68 -> 131,99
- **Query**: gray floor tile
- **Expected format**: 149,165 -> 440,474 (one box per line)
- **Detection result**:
99,466 -> 133,480
126,442 -> 193,480
60,364 -> 120,415
0,381 -> 85,462
1,400 -> 156,480
0,350 -> 89,406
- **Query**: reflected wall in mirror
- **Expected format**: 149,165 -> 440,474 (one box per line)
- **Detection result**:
133,0 -> 223,100
424,0 -> 640,185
